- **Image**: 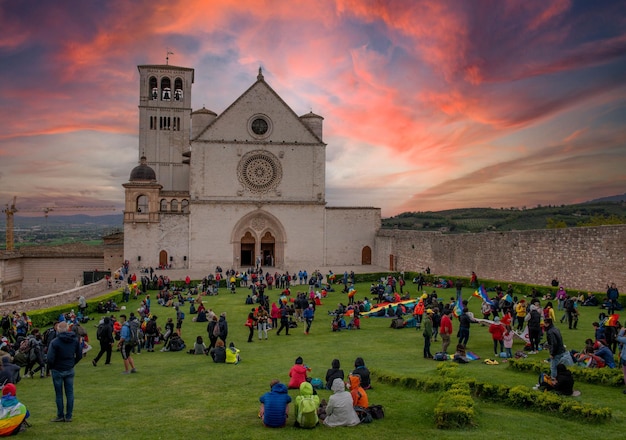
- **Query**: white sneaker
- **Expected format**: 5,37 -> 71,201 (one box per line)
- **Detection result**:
532,385 -> 539,390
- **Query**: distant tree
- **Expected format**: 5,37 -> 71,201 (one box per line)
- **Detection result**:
577,215 -> 626,227
546,218 -> 567,228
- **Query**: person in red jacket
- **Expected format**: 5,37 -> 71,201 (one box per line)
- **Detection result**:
489,317 -> 505,356
439,309 -> 453,354
288,356 -> 311,389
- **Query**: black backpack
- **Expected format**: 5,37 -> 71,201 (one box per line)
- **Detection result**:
529,309 -> 541,327
146,320 -> 157,335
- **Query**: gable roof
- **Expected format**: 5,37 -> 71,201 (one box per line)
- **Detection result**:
192,68 -> 323,144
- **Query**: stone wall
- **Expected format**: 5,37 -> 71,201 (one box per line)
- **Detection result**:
21,257 -> 105,298
0,278 -> 109,315
376,224 -> 626,292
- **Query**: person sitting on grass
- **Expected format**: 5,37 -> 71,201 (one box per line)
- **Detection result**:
225,342 -> 240,364
323,378 -> 360,427
259,379 -> 291,428
210,340 -> 226,363
189,336 -> 207,355
325,359 -> 344,390
288,357 -> 310,389
351,357 -> 371,390
535,363 -> 574,396
294,381 -> 320,428
348,374 -> 368,408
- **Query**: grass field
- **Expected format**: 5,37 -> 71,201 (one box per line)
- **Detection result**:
15,282 -> 625,438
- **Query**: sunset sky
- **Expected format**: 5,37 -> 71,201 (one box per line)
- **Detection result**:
1,0 -> 625,218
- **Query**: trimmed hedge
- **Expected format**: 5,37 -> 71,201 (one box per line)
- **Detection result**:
28,288 -> 124,329
507,358 -> 624,387
434,382 -> 475,429
373,367 -> 612,423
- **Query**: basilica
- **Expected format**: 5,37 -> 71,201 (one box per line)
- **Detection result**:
122,64 -> 381,271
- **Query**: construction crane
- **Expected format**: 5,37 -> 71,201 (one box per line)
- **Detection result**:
2,196 -> 17,251
2,197 -> 116,250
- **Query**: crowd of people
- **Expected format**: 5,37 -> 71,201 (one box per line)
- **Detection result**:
1,267 -> 623,434
259,356 -> 374,428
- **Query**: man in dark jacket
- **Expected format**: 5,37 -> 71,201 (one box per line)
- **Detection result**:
544,318 -> 572,378
218,312 -> 228,343
92,317 -> 114,366
47,321 -> 82,422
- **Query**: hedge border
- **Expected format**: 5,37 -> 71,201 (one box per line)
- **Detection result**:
507,358 -> 624,387
372,365 -> 612,423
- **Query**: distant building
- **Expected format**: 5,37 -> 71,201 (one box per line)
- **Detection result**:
122,64 -> 380,270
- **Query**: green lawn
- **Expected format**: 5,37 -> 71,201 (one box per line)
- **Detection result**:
15,282 -> 625,438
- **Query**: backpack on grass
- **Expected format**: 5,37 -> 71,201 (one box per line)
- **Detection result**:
368,404 -> 385,419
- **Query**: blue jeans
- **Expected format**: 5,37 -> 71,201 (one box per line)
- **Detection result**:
52,369 -> 75,420
550,351 -> 573,377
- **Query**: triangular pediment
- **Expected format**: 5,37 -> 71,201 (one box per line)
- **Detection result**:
194,77 -> 322,144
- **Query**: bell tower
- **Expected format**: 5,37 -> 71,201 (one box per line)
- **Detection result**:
137,63 -> 194,192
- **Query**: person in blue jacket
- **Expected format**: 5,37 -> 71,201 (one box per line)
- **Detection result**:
259,379 -> 292,428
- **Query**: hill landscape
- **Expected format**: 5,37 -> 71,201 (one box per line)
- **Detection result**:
381,200 -> 626,233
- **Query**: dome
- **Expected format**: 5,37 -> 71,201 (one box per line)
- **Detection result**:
129,156 -> 157,181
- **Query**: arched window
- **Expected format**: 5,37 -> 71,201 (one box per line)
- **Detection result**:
161,77 -> 171,100
170,199 -> 178,212
149,77 -> 158,100
160,199 -> 168,212
137,195 -> 148,213
181,199 -> 189,213
174,78 -> 183,101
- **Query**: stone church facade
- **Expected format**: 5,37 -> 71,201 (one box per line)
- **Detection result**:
122,64 -> 381,271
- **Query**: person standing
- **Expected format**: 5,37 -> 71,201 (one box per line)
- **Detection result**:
303,304 -> 314,335
457,308 -> 471,347
276,306 -> 290,336
439,308 -> 453,354
218,312 -> 228,344
423,309 -> 434,359
246,309 -> 257,343
525,299 -> 543,354
92,316 -> 114,366
47,321 -> 82,422
489,317 -> 505,356
544,318 -> 573,378
118,314 -> 137,374
257,306 -> 269,340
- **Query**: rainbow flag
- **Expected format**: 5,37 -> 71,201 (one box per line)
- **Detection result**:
605,314 -> 620,327
453,295 -> 464,318
473,285 -> 493,305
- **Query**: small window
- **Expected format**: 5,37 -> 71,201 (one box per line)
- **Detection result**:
181,199 -> 189,213
171,199 -> 178,212
137,195 -> 148,213
160,199 -> 168,212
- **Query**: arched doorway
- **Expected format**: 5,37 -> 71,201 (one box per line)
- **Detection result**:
231,210 -> 287,268
240,231 -> 255,266
261,231 -> 275,267
361,246 -> 372,265
159,250 -> 168,268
